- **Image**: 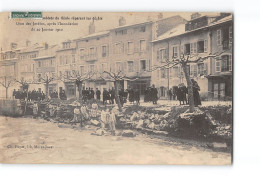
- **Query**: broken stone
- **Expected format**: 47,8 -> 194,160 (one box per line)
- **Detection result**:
90,119 -> 100,126
212,142 -> 227,148
136,119 -> 144,129
121,130 -> 136,137
147,122 -> 155,129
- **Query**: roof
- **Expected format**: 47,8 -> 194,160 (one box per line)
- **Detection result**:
152,15 -> 233,42
75,30 -> 110,41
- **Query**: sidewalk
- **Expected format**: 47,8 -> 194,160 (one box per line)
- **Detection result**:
124,99 -> 232,108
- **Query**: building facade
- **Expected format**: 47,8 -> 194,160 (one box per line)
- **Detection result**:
151,13 -> 233,100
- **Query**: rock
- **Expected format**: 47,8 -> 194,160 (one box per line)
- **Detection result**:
121,130 -> 136,137
225,125 -> 231,130
136,119 -> 144,129
95,129 -> 106,136
147,122 -> 155,129
212,142 -> 227,148
90,119 -> 100,126
130,112 -> 139,121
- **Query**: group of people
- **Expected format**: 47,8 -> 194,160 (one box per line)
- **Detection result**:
167,79 -> 201,107
72,103 -> 118,135
144,85 -> 158,104
82,87 -> 98,102
13,89 -> 45,101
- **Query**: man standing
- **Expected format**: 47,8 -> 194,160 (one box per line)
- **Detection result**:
151,84 -> 158,104
96,88 -> 101,100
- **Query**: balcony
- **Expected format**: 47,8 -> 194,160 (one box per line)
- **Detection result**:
85,53 -> 98,62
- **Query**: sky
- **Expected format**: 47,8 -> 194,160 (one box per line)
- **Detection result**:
0,12 -> 218,51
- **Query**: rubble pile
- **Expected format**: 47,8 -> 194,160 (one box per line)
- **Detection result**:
121,105 -> 232,140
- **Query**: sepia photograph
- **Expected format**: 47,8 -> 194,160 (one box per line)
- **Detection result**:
0,12 -> 233,165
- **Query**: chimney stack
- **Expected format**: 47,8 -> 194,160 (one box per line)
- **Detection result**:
191,12 -> 201,20
157,13 -> 163,20
89,21 -> 95,35
26,40 -> 31,47
45,43 -> 48,49
119,16 -> 126,26
10,42 -> 17,50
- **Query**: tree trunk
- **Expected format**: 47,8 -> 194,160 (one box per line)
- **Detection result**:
5,87 -> 8,99
114,81 -> 122,112
77,81 -> 83,100
45,82 -> 49,99
182,63 -> 195,112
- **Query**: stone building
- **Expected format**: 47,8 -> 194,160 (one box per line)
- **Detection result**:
151,13 -> 233,100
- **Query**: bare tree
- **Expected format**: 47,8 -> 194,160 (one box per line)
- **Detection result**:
39,74 -> 56,99
100,70 -> 137,112
60,70 -> 95,100
0,76 -> 15,99
151,51 -> 213,113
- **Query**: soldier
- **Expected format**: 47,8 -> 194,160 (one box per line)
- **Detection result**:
110,87 -> 115,104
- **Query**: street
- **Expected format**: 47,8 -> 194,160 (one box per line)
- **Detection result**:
0,116 -> 231,165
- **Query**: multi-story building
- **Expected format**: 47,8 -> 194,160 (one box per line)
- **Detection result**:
108,15 -> 186,95
151,13 -> 233,100
0,43 -> 20,98
56,40 -> 77,98
34,43 -> 58,94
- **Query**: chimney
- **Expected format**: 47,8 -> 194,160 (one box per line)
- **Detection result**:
157,13 -> 163,20
89,21 -> 95,35
26,40 -> 31,47
45,43 -> 48,49
191,12 -> 201,20
10,42 -> 17,50
119,16 -> 126,26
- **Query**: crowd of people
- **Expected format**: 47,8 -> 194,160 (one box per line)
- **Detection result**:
143,85 -> 158,104
13,89 -> 45,101
167,79 -> 201,107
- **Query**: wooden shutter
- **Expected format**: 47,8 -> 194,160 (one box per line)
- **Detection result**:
204,39 -> 208,52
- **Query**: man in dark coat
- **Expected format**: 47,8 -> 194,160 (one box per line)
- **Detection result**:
151,85 -> 158,104
191,79 -> 201,107
90,88 -> 95,99
96,88 -> 101,100
134,89 -> 140,105
103,88 -> 108,104
128,88 -> 134,104
110,87 -> 115,104
168,88 -> 173,101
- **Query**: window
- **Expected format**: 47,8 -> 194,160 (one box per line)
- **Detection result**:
116,62 -> 123,72
116,29 -> 127,35
198,63 -> 204,75
59,71 -> 62,77
216,59 -> 221,72
229,26 -> 233,43
127,61 -> 134,72
190,65 -> 197,77
114,43 -> 123,54
217,29 -> 222,45
65,71 -> 70,78
37,74 -> 41,82
102,45 -> 107,57
89,47 -> 95,57
101,63 -> 108,73
220,83 -> 225,98
140,40 -> 146,52
65,56 -> 70,64
140,26 -> 146,32
229,55 -> 232,71
221,55 -> 230,72
161,68 -> 166,78
204,39 -> 208,52
197,40 -> 204,53
190,43 -> 194,55
88,65 -> 95,73
72,55 -> 75,63
214,83 -> 219,98
80,48 -> 85,59
80,66 -> 85,75
60,56 -> 63,65
172,46 -> 179,58
140,60 -> 146,71
185,44 -> 190,55
127,42 -> 134,53
157,49 -> 167,61
38,61 -> 41,67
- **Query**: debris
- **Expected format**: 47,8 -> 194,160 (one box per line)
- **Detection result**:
121,130 -> 136,137
90,119 -> 100,126
212,142 -> 227,148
